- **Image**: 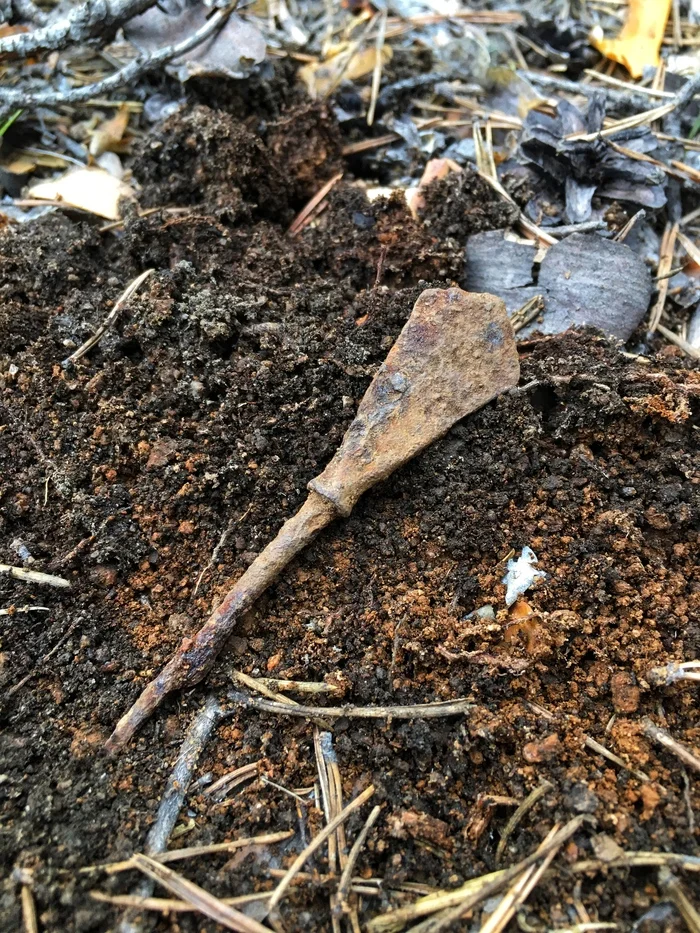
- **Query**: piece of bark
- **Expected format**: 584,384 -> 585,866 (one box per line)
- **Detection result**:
464,231 -> 540,317
534,233 -> 652,340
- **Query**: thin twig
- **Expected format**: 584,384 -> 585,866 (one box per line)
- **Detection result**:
204,761 -> 261,800
230,692 -> 474,720
0,563 -> 70,588
21,884 -> 39,933
82,830 -> 294,875
367,871 -> 506,933
495,781 -> 553,864
241,676 -> 342,696
266,784 -> 375,916
644,720 -> 700,774
63,269 -> 153,366
146,697 -> 224,854
584,735 -> 650,782
571,851 -> 700,874
402,816 -> 586,933
0,8 -> 232,111
131,854 -> 270,933
337,805 -> 382,912
511,295 -> 544,334
91,890 -> 271,913
0,605 -> 50,617
647,661 -> 700,686
657,323 -> 700,361
476,169 -> 556,246
288,172 -> 343,235
649,223 -> 678,332
115,696 -> 224,931
367,9 -> 387,126
482,826 -> 561,933
232,670 -> 299,707
659,867 -> 700,933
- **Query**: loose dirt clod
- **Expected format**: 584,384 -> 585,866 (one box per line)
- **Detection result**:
105,286 -> 519,751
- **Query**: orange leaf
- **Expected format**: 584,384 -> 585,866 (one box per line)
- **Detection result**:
590,0 -> 671,79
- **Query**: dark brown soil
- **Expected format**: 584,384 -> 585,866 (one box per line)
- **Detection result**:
1,74 -> 699,933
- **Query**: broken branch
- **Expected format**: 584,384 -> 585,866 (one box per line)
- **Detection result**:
0,0 -> 157,58
229,693 -> 475,721
0,7 -> 232,112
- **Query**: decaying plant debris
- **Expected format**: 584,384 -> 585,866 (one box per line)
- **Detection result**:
1,0 -> 700,931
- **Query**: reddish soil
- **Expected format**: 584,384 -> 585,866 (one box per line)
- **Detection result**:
0,74 -> 699,933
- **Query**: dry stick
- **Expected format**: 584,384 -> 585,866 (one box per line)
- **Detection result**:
657,323 -> 700,361
266,784 -> 376,917
495,781 -> 553,864
117,696 -> 224,933
230,693 -> 475,721
572,851 -> 700,874
405,816 -> 586,933
21,884 -> 39,933
0,0 -> 157,57
0,605 -> 50,617
132,853 -> 270,933
106,288 -> 519,752
83,830 -> 294,875
483,825 -> 561,933
659,866 -> 700,933
368,872 -> 507,933
337,805 -> 382,913
367,9 -> 387,126
204,760 -> 261,799
0,563 -> 70,588
315,730 -> 338,877
241,676 -> 341,696
644,720 -> 700,774
92,890 -> 271,913
63,269 -> 153,367
0,7 -> 233,111
92,872 -> 376,913
647,661 -> 700,686
584,735 -> 650,783
476,169 -> 556,246
649,223 -> 678,333
232,670 -> 298,707
288,172 -> 343,235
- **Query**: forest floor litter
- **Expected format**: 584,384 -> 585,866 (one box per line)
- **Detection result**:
0,1 -> 700,931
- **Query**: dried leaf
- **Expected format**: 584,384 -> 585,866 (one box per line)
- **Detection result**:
125,8 -> 266,82
28,167 -> 135,220
299,45 -> 391,98
590,0 -> 672,79
89,105 -> 130,158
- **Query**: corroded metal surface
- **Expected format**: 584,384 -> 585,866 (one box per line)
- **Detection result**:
310,287 -> 519,515
106,287 -> 519,753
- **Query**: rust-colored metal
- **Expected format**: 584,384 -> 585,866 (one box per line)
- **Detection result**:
106,288 -> 519,753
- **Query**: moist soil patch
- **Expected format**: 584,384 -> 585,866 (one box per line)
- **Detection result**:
1,83 -> 699,933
